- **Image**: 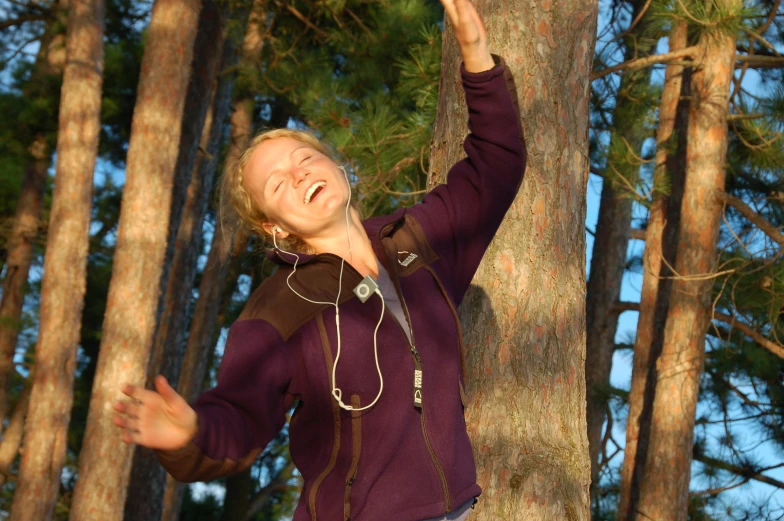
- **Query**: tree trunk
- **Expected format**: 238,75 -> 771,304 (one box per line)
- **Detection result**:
0,138 -> 48,423
584,0 -> 656,496
7,0 -> 104,518
0,380 -> 32,488
123,4 -> 225,519
617,20 -> 688,521
631,9 -> 738,520
160,4 -> 263,519
220,468 -> 252,521
0,3 -> 69,421
428,1 -> 596,519
67,0 -> 202,517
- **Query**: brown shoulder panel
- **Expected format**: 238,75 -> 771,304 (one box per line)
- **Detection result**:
238,256 -> 364,341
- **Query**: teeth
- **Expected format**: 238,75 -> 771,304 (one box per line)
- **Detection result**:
304,181 -> 326,204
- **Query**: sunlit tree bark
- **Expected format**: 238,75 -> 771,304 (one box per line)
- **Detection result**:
617,20 -> 688,521
428,0 -> 596,518
631,7 -> 739,519
124,2 -> 225,518
7,0 -> 104,517
67,0 -> 202,517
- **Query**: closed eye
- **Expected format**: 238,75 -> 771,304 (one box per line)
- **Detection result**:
274,181 -> 282,193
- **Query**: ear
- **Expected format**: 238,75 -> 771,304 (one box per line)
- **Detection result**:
262,222 -> 289,239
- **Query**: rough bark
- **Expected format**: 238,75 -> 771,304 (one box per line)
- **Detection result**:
123,4 -> 226,519
428,1 -> 596,519
584,0 -> 656,494
618,21 -> 688,521
0,6 -> 68,423
631,10 -> 738,520
67,0 -> 202,517
7,0 -> 104,518
160,4 -> 262,518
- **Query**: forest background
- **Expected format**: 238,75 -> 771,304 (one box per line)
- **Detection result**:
0,0 -> 782,520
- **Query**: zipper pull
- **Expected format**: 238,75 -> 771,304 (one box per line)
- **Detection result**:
413,356 -> 423,408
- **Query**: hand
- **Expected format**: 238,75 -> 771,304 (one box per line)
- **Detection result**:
440,0 -> 495,73
113,375 -> 198,451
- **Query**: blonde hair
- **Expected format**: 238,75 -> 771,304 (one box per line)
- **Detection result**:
218,128 -> 334,254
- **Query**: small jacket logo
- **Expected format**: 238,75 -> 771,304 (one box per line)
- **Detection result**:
398,252 -> 417,267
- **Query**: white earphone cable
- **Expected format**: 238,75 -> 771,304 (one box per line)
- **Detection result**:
272,165 -> 384,412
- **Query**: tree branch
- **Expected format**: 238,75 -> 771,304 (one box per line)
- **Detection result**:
591,47 -> 699,80
713,312 -> 784,359
614,301 -> 640,314
735,55 -> 784,68
0,14 -> 46,31
243,459 -> 296,521
727,113 -> 766,121
630,228 -> 646,241
285,4 -> 328,40
717,191 -> 784,248
694,452 -> 784,490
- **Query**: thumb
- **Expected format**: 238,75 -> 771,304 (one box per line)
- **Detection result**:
154,375 -> 180,404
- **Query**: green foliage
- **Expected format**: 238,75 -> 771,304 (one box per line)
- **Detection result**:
253,0 -> 443,218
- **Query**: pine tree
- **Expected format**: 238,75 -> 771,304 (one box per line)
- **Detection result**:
427,0 -> 595,518
7,0 -> 104,517
0,0 -> 68,425
68,0 -> 203,516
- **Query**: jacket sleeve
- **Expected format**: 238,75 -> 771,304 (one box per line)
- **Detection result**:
408,55 -> 526,305
155,318 -> 294,483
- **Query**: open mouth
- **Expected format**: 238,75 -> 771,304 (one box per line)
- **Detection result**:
304,181 -> 326,204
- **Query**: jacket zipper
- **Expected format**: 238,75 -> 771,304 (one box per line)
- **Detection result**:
377,228 -> 452,513
344,394 -> 362,521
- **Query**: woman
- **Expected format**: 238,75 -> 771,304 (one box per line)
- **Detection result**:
112,1 -> 526,519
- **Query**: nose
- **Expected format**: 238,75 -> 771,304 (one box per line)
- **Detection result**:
291,165 -> 309,186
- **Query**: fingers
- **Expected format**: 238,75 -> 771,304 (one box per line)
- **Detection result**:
113,399 -> 141,418
154,374 -> 178,403
441,0 -> 459,26
113,407 -> 142,444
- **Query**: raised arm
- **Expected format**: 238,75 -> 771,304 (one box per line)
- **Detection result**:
409,1 -> 526,303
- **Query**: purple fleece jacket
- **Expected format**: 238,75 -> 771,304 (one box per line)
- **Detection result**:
156,55 -> 526,521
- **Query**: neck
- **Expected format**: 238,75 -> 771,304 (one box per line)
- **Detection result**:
304,207 -> 378,278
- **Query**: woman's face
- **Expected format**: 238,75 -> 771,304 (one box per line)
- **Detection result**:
243,137 -> 350,241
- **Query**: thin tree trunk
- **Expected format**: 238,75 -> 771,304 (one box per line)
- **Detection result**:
144,0 -> 226,389
160,4 -> 263,518
428,1 -> 596,519
7,0 -> 104,518
67,0 -> 202,517
220,468 -> 252,521
0,380 -> 32,488
585,0 -> 656,495
617,20 -> 688,521
632,8 -> 738,520
0,3 -> 69,421
0,139 -> 48,424
123,4 -> 225,519
160,228 -> 250,521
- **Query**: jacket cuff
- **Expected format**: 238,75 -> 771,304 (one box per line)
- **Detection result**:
460,54 -> 506,83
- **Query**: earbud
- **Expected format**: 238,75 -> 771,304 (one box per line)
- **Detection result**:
273,226 -> 282,235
